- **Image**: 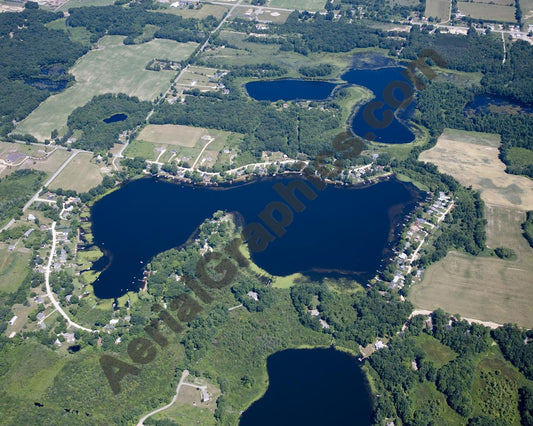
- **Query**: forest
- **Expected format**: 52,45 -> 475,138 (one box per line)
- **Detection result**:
0,6 -> 88,136
67,94 -> 152,152
523,211 -> 533,248
0,169 -> 45,227
66,1 -> 219,45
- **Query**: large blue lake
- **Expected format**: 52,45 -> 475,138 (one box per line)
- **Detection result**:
240,348 -> 372,425
245,79 -> 337,101
90,177 -> 420,299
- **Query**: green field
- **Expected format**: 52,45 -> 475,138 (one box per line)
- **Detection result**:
49,152 -> 104,192
0,247 -> 30,293
267,0 -> 325,11
58,0 -> 114,11
128,124 -> 244,168
16,36 -> 198,140
415,333 -> 456,368
457,1 -> 517,21
160,3 -> 229,19
425,0 -> 451,21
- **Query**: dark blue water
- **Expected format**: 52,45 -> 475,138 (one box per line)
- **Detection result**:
465,94 -> 533,116
240,348 -> 372,425
103,113 -> 128,124
245,79 -> 337,101
342,67 -> 416,144
90,177 -> 420,299
25,78 -> 69,92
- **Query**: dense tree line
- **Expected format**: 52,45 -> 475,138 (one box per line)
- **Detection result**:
522,211 -> 533,248
290,283 -> 413,346
492,324 -> 533,380
0,8 -> 88,135
481,40 -> 533,104
66,3 -> 218,45
401,26 -> 503,73
67,93 -> 151,152
0,169 -> 45,226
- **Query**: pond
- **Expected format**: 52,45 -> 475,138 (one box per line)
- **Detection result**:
240,348 -> 372,425
464,94 -> 533,116
103,113 -> 128,124
245,79 -> 337,101
90,177 -> 420,299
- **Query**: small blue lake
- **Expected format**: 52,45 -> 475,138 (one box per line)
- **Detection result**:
465,94 -> 533,116
240,348 -> 372,425
103,113 -> 128,124
245,79 -> 337,101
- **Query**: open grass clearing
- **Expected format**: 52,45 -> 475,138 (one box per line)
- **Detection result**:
415,333 -> 456,368
18,149 -> 72,178
48,152 -> 105,192
58,0 -> 114,10
425,0 -> 451,22
0,246 -> 31,293
232,6 -> 292,23
160,3 -> 229,19
420,128 -> 533,210
522,0 -> 533,22
16,36 -> 198,140
267,0 -> 325,11
409,382 -> 464,425
457,1 -> 517,21
132,124 -> 243,167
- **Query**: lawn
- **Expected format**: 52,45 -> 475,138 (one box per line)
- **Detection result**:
18,149 -> 72,179
160,3 -> 229,19
0,247 -> 31,293
409,382 -> 464,425
16,36 -> 198,140
130,124 -> 244,168
49,152 -> 105,192
425,0 -> 451,22
267,0 -> 325,11
415,334 -> 456,367
457,1 -> 517,21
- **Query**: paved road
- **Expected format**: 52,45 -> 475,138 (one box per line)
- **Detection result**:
44,222 -> 97,333
410,309 -> 503,329
137,370 -> 189,425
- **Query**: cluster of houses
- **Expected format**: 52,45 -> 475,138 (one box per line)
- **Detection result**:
388,192 -> 454,289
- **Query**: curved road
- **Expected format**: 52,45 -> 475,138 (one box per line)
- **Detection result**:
137,369 -> 189,425
45,222 -> 97,333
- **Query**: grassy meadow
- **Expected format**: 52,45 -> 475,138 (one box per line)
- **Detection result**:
16,36 -> 198,140
49,152 -> 105,192
457,1 -> 517,21
425,0 -> 451,21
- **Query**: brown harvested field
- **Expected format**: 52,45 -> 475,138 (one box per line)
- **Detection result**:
457,2 -> 517,22
136,124 -> 211,148
425,0 -> 451,21
410,206 -> 533,327
49,152 -> 104,192
410,128 -> 533,327
420,129 -> 533,211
